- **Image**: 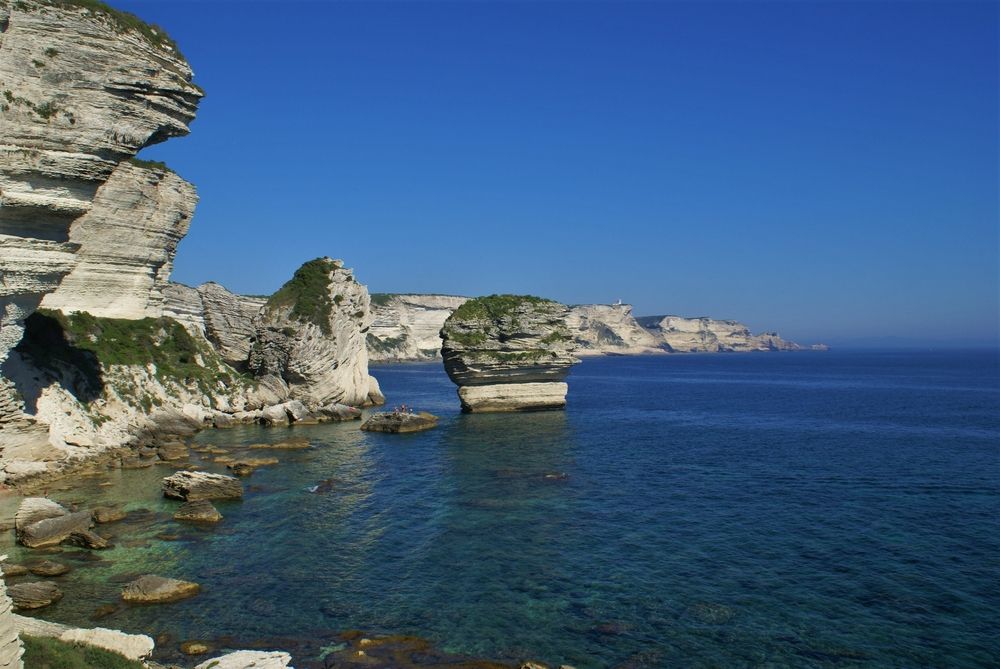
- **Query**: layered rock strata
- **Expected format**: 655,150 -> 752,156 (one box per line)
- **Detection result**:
637,315 -> 802,352
248,258 -> 383,408
163,282 -> 266,368
41,161 -> 197,318
0,0 -> 202,366
368,294 -> 468,361
440,295 -> 579,412
566,303 -> 664,355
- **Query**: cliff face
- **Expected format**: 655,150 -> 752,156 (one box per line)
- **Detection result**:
163,282 -> 265,369
0,0 -> 201,366
368,294 -> 468,361
440,295 -> 579,412
566,304 -> 664,356
40,161 -> 197,318
249,258 -> 383,408
638,315 -> 802,352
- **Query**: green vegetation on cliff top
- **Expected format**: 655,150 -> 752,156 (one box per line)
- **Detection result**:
35,0 -> 180,52
450,294 -> 555,322
266,257 -> 338,335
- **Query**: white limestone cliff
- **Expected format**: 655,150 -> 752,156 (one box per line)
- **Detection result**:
41,161 -> 197,318
566,303 -> 664,356
368,294 -> 468,361
638,315 -> 802,352
0,0 -> 202,367
248,258 -> 383,408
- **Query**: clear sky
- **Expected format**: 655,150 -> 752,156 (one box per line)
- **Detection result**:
121,0 -> 998,346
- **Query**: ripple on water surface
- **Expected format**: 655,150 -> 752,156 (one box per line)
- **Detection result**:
1,351 -> 998,668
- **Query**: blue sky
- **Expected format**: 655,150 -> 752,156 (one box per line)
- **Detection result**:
122,1 -> 998,346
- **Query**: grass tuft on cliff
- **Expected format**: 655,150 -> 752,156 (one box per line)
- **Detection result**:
450,294 -> 555,322
127,157 -> 171,172
38,0 -> 180,53
22,310 -> 243,401
266,257 -> 338,335
22,634 -> 145,669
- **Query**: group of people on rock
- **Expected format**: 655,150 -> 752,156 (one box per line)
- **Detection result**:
392,404 -> 415,415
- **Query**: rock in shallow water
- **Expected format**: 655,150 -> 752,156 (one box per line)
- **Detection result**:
17,510 -> 93,549
361,411 -> 439,433
162,471 -> 243,501
28,560 -> 70,577
173,500 -> 223,523
8,581 -> 63,610
121,575 -> 200,604
92,506 -> 126,524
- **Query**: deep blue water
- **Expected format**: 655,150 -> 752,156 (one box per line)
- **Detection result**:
5,351 -> 998,667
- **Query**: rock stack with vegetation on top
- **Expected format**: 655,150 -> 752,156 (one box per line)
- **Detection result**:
440,295 -> 579,412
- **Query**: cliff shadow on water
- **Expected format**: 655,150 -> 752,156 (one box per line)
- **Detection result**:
6,311 -> 104,412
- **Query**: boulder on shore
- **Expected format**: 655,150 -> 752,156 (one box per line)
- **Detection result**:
361,411 -> 439,433
121,575 -> 200,604
162,471 -> 243,501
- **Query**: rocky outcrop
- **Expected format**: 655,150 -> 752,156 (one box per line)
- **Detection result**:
195,650 -> 293,669
163,282 -> 266,369
0,0 -> 201,367
162,471 -> 242,501
0,569 -> 24,669
361,411 -> 438,433
40,161 -> 197,318
120,574 -> 199,604
7,581 -> 62,610
248,258 -> 383,408
368,294 -> 468,361
566,303 -> 664,356
637,315 -> 803,352
440,295 -> 579,412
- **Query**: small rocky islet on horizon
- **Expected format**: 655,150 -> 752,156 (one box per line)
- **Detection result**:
0,0 -> 825,666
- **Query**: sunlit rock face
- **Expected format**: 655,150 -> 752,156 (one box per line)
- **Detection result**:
41,161 -> 197,319
367,294 -> 469,361
637,315 -> 802,352
163,282 -> 266,369
440,295 -> 579,412
566,303 -> 664,356
0,0 -> 201,361
248,258 -> 383,408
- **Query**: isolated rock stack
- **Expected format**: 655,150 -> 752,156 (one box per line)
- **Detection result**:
440,295 -> 579,412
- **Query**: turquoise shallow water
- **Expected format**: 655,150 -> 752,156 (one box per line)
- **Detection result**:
3,351 -> 998,667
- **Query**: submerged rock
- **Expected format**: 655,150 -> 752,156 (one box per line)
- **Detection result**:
162,471 -> 243,501
121,575 -> 200,604
441,295 -> 580,412
28,560 -> 70,577
92,506 -> 126,524
8,581 -> 63,610
64,529 -> 110,550
361,411 -> 439,433
1,564 -> 28,578
180,640 -> 212,656
173,500 -> 223,523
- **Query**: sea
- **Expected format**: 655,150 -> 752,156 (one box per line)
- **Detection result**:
2,350 -> 998,668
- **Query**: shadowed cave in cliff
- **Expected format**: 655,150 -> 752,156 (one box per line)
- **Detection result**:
7,311 -> 104,412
